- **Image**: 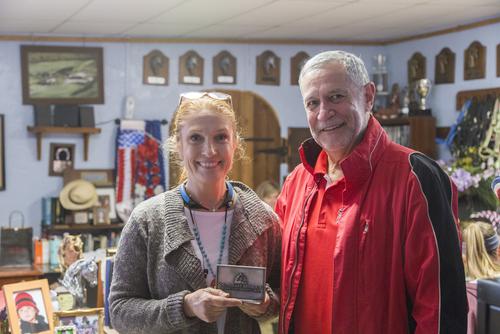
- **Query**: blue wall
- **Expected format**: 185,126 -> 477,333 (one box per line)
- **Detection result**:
0,22 -> 498,234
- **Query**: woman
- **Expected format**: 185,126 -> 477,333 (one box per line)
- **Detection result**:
109,92 -> 281,334
462,221 -> 500,334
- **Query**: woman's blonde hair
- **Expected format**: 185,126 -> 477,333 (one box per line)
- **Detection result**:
165,95 -> 245,184
462,221 -> 500,280
58,234 -> 84,273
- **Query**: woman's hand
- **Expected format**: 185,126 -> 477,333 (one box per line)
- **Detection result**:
183,288 -> 242,323
238,292 -> 270,317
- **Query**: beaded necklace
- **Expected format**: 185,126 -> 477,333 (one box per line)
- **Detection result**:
187,205 -> 229,280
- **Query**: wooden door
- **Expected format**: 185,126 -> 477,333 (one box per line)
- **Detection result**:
168,90 -> 282,190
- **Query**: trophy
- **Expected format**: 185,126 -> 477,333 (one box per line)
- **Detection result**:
372,54 -> 388,93
416,78 -> 432,111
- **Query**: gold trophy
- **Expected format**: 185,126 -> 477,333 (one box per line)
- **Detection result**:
416,78 -> 432,111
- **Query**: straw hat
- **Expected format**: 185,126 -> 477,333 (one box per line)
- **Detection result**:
59,180 -> 98,210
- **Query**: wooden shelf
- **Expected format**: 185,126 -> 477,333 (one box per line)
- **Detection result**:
375,115 -> 410,126
42,223 -> 124,234
27,126 -> 101,161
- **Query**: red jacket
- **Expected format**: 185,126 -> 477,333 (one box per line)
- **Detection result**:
276,117 -> 467,334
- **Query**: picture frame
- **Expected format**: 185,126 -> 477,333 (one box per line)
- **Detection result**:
63,168 -> 114,187
95,188 -> 117,220
21,45 -> 104,105
49,143 -> 75,177
0,114 -> 5,191
53,308 -> 104,334
93,206 -> 110,225
2,279 -> 54,334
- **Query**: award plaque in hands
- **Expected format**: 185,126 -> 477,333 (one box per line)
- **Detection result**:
216,264 -> 266,304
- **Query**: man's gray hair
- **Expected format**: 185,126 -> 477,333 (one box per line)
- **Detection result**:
299,50 -> 370,88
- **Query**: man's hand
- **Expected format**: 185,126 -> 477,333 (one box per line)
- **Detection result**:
183,288 -> 242,323
238,292 -> 270,317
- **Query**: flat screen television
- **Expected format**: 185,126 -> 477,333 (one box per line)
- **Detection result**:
477,278 -> 500,334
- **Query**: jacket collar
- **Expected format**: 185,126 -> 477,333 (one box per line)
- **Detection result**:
299,116 -> 388,189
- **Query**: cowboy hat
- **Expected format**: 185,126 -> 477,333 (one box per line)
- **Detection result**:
59,179 -> 98,210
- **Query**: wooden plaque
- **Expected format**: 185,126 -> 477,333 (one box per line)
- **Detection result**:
464,41 -> 485,80
290,51 -> 309,85
179,50 -> 204,85
434,47 -> 455,84
213,50 -> 236,85
256,50 -> 280,86
497,44 -> 500,77
143,50 -> 169,86
408,52 -> 426,84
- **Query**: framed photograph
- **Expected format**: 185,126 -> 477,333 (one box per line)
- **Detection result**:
53,308 -> 104,334
21,45 -> 104,105
2,279 -> 54,334
95,188 -> 117,220
93,206 -> 110,225
0,114 -> 5,191
63,168 -> 114,187
54,325 -> 76,334
49,143 -> 75,177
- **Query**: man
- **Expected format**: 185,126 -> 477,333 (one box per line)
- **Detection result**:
275,51 -> 467,334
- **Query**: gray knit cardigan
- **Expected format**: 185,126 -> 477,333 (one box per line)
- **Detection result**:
109,181 -> 281,334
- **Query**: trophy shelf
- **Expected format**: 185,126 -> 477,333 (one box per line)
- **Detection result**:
27,126 -> 101,161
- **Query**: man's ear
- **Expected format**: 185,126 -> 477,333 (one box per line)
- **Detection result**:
364,82 -> 376,112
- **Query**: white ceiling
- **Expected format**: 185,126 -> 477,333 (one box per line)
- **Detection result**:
0,0 -> 499,42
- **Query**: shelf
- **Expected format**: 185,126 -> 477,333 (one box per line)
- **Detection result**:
375,115 -> 410,126
27,126 -> 101,161
42,223 -> 124,234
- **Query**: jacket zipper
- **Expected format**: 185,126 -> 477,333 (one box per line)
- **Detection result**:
281,186 -> 316,334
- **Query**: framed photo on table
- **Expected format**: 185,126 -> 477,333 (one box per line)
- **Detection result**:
53,308 -> 104,334
20,45 -> 104,105
2,279 -> 54,334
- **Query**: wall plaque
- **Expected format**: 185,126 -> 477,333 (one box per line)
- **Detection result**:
179,50 -> 204,85
290,51 -> 309,85
143,50 -> 169,85
213,50 -> 236,85
435,47 -> 455,84
464,41 -> 485,80
408,52 -> 426,84
256,50 -> 280,86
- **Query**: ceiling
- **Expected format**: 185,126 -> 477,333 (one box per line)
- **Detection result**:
0,0 -> 499,42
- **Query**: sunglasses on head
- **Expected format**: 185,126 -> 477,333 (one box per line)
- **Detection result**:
178,91 -> 233,108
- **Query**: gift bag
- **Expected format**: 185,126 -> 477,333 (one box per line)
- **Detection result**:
0,210 -> 33,267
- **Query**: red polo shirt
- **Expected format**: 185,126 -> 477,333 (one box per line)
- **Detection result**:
294,150 -> 344,334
